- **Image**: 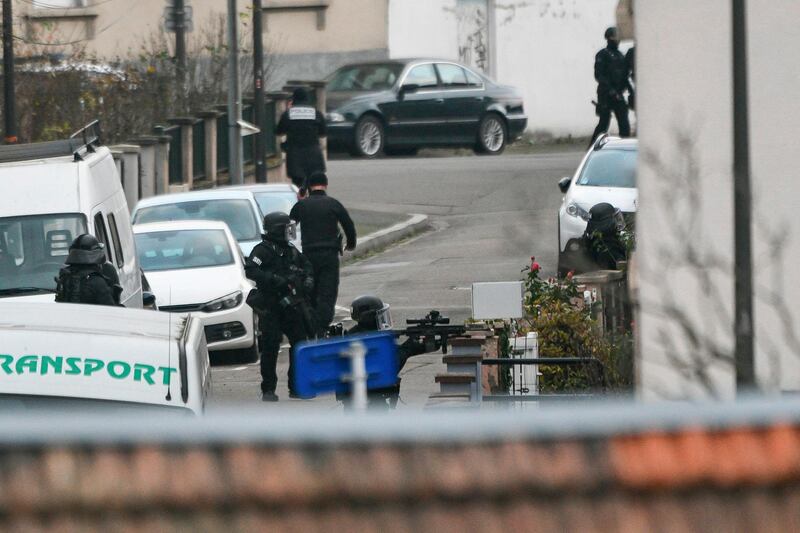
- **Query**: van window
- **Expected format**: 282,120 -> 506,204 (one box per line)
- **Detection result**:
107,213 -> 125,267
93,213 -> 113,263
0,214 -> 87,293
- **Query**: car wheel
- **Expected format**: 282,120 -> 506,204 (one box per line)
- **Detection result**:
384,146 -> 418,157
474,113 -> 507,155
353,115 -> 385,158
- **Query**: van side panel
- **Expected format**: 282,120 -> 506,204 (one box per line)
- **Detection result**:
88,151 -> 143,308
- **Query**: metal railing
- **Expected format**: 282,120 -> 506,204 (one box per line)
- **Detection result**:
482,356 -> 607,402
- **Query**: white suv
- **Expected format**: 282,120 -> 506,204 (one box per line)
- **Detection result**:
557,135 -> 638,276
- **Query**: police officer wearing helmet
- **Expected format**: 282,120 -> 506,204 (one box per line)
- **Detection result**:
337,294 -> 429,409
55,234 -> 120,306
245,211 -> 316,402
582,202 -> 627,270
590,27 -> 631,144
276,87 -> 327,191
289,171 -> 356,335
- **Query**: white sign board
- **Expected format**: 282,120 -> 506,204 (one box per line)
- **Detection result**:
471,281 -> 524,320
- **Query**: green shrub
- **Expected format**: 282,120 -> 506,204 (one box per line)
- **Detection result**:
517,257 -> 631,393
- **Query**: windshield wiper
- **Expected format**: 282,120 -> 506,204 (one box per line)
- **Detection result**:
0,287 -> 57,296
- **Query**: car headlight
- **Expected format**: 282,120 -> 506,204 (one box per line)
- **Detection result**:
566,202 -> 590,221
326,112 -> 346,123
201,291 -> 243,313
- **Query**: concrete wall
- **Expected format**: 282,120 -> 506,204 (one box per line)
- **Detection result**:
388,0 -> 623,138
635,0 -> 800,400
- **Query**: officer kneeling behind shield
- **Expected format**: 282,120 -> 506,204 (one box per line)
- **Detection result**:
335,295 -> 430,409
245,212 -> 316,402
55,234 -> 122,306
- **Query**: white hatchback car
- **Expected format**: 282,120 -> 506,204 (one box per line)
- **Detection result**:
557,135 -> 638,276
133,220 -> 258,362
131,190 -> 263,256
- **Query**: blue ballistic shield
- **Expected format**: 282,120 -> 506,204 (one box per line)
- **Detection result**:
293,332 -> 399,399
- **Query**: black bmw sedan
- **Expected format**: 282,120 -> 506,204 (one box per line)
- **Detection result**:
324,59 -> 527,157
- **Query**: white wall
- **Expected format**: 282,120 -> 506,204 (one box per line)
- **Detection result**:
389,0 -> 461,62
494,0 -> 621,138
636,0 -> 800,399
388,0 -> 621,138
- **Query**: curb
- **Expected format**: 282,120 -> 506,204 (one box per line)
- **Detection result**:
343,213 -> 430,263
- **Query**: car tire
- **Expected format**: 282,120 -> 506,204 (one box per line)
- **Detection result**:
474,113 -> 507,155
353,115 -> 385,158
384,146 -> 418,157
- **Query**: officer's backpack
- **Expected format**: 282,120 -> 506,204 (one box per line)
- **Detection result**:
54,266 -> 104,303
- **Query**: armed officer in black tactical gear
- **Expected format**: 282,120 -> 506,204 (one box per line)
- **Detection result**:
625,45 -> 636,112
582,202 -> 628,271
245,212 -> 316,402
590,27 -> 631,144
55,234 -> 120,306
289,171 -> 356,336
337,294 -> 430,409
276,87 -> 327,191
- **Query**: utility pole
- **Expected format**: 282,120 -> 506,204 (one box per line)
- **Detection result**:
2,0 -> 17,144
252,0 -> 267,183
227,0 -> 243,184
732,0 -> 755,392
173,0 -> 187,93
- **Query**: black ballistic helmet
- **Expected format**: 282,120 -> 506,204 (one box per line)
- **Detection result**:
351,294 -> 392,330
604,26 -> 619,40
586,202 -> 623,236
66,234 -> 106,265
307,171 -> 328,188
292,87 -> 310,104
263,211 -> 295,243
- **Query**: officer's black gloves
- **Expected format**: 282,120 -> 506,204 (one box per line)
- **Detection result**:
271,274 -> 289,289
302,277 -> 314,293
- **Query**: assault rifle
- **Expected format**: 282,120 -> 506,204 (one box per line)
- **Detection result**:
393,310 -> 466,355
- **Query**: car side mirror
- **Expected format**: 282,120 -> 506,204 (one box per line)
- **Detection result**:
558,177 -> 572,194
399,83 -> 419,100
143,291 -> 157,308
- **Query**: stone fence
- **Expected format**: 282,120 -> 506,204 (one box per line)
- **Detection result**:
109,82 -> 327,210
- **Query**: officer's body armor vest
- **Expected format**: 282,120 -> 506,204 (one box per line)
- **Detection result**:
55,266 -> 102,303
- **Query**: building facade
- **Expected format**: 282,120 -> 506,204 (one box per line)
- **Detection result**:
16,0 -> 389,88
635,0 -> 800,399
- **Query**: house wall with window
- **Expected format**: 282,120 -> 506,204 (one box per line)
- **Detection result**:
15,0 -> 389,87
388,0 -> 623,138
635,0 -> 800,400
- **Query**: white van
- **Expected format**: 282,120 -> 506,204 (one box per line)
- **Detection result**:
0,302 -> 210,415
0,123 -> 143,306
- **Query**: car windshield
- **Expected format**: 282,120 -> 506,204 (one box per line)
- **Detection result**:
577,149 -> 638,188
135,229 -> 234,272
134,199 -> 260,242
0,213 -> 87,294
327,63 -> 404,92
254,192 -> 297,216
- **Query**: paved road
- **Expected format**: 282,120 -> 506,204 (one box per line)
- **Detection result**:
211,149 -> 584,407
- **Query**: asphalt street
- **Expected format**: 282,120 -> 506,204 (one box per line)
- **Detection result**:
211,148 -> 585,408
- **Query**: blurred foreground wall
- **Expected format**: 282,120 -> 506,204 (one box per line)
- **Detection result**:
3,406 -> 800,531
636,0 -> 800,399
